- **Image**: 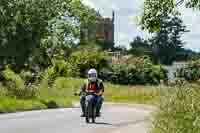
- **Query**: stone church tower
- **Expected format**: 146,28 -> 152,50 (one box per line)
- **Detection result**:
80,11 -> 115,44
96,11 -> 115,43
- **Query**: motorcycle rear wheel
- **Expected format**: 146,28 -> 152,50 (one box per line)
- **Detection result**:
86,116 -> 89,123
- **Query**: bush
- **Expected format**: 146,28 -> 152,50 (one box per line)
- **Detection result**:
40,99 -> 59,109
20,70 -> 40,85
0,69 -> 75,113
99,62 -> 167,85
1,68 -> 25,89
176,60 -> 200,81
0,68 -> 37,98
69,46 -> 108,77
20,70 -> 33,84
42,59 -> 79,85
151,84 -> 200,133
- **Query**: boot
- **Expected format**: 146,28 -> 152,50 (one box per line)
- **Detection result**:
96,104 -> 102,117
81,103 -> 86,117
81,114 -> 86,117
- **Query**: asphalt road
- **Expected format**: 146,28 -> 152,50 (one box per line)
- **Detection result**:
0,103 -> 155,133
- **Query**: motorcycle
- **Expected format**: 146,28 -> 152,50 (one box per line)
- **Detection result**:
74,90 -> 103,123
85,92 -> 97,123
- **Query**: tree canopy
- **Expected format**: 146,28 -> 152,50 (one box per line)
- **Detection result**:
129,36 -> 152,57
150,14 -> 188,65
140,0 -> 200,32
0,0 -> 96,70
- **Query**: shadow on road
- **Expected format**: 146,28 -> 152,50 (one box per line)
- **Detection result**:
94,122 -> 113,126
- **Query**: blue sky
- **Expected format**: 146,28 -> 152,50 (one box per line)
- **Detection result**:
83,0 -> 200,51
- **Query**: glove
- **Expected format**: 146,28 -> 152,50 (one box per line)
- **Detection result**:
95,90 -> 103,96
74,92 -> 81,96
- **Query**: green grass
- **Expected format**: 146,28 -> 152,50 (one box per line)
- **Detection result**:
38,77 -> 161,105
0,77 -> 161,113
53,78 -> 161,105
151,84 -> 200,133
105,83 -> 161,104
0,97 -> 47,113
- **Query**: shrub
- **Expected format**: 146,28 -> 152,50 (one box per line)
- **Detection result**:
20,70 -> 33,84
151,84 -> 200,133
1,68 -> 25,89
99,63 -> 166,85
151,65 -> 167,84
40,99 -> 59,109
20,70 -> 40,85
42,59 -> 79,85
1,68 -> 25,98
69,46 -> 108,77
176,60 -> 200,81
1,68 -> 37,98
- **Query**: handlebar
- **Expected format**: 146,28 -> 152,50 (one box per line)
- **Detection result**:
74,90 -> 103,96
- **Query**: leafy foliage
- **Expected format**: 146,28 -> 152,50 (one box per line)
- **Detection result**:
1,68 -> 25,89
140,0 -> 178,32
69,45 -> 108,77
149,15 -> 187,65
129,36 -> 152,57
42,59 -> 79,85
99,58 -> 167,85
176,60 -> 200,81
0,68 -> 36,98
0,0 -> 96,70
140,0 -> 200,32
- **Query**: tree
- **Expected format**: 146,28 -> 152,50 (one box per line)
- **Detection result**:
140,0 -> 200,32
69,44 -> 108,77
0,0 -> 96,70
150,14 -> 187,65
129,36 -> 152,57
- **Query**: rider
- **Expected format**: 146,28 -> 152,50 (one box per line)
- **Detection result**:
79,68 -> 104,117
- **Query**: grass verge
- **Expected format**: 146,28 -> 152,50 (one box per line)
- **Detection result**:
151,83 -> 200,133
0,97 -> 47,113
0,77 -> 161,113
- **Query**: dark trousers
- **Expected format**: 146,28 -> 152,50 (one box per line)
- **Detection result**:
80,95 -> 104,114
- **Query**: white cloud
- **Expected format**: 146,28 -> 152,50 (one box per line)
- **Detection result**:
116,32 -> 131,48
179,6 -> 200,51
83,0 -> 200,50
111,4 -> 120,11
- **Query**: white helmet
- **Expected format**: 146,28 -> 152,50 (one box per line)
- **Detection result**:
88,68 -> 97,82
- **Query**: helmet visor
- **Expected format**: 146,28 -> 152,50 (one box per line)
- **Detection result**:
88,73 -> 97,78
